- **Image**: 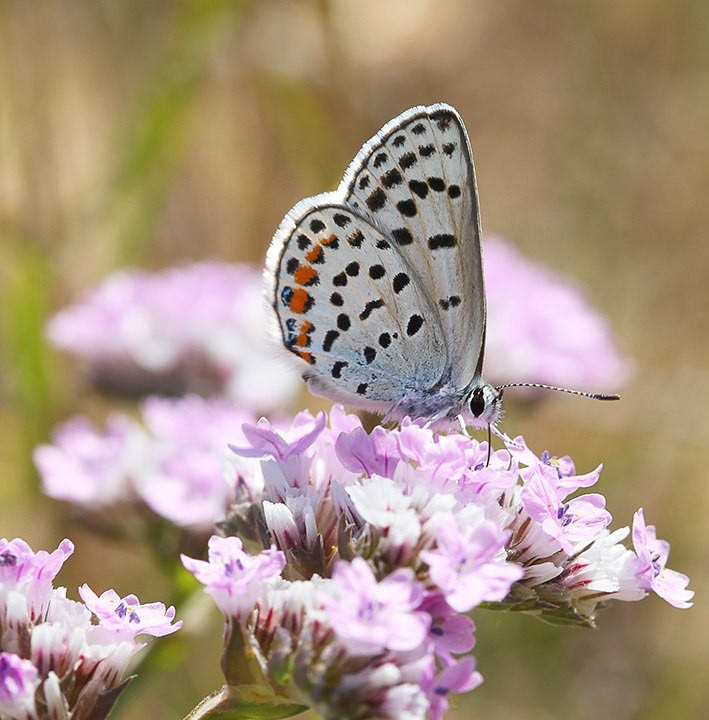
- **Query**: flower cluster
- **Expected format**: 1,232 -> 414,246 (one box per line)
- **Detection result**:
484,236 -> 632,391
182,407 -> 691,719
34,395 -> 264,532
0,538 -> 180,720
47,262 -> 300,409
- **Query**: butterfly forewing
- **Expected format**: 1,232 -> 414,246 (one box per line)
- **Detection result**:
340,103 -> 486,386
266,197 -> 447,411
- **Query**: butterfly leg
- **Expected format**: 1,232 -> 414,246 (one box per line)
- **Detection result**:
490,423 -> 524,450
457,414 -> 471,437
381,396 -> 407,426
421,407 -> 455,430
485,423 -> 492,467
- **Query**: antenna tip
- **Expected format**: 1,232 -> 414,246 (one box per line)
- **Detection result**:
593,393 -> 621,401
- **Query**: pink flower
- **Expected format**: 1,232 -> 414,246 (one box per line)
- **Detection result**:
0,652 -> 39,719
418,593 -> 476,661
420,656 -> 482,720
520,464 -> 611,554
631,509 -> 693,609
233,412 -> 326,462
421,514 -> 522,613
335,426 -> 402,478
35,396 -> 264,529
181,536 -> 285,619
397,421 -> 471,487
0,538 -> 74,625
321,558 -> 429,656
78,585 -> 182,638
34,417 -> 146,509
514,441 -> 603,497
47,262 -> 299,409
0,538 -> 180,719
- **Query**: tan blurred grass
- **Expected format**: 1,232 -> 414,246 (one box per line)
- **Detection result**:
1,1 -> 708,718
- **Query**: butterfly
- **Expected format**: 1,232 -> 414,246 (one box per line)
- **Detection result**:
265,103 -> 618,434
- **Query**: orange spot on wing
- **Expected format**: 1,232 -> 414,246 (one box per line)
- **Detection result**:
299,351 -> 315,365
295,321 -> 314,347
306,245 -> 323,263
322,233 -> 338,246
294,265 -> 318,286
289,288 -> 311,314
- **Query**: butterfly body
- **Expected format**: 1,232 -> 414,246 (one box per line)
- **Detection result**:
265,103 -> 501,429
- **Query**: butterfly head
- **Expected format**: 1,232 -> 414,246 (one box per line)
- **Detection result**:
465,381 -> 503,428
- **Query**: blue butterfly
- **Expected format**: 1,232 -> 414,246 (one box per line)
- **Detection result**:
266,103 -> 617,434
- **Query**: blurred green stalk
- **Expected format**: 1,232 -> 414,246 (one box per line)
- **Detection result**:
0,242 -> 55,486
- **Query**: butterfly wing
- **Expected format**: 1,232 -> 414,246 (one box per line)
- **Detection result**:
265,195 -> 448,413
340,103 -> 486,387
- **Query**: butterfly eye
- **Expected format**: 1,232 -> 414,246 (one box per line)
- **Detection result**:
470,387 -> 485,418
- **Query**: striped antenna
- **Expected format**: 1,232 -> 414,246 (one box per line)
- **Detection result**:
495,382 -> 620,401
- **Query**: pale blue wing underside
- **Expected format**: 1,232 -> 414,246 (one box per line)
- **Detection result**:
265,199 -> 447,413
265,103 -> 486,415
340,103 -> 486,386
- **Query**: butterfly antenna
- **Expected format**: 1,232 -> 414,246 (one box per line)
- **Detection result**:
495,382 -> 620,401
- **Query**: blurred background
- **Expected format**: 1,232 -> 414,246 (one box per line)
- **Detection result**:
0,1 -> 707,718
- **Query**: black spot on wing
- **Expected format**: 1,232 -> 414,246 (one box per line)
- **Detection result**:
333,272 -> 347,287
442,142 -> 456,157
409,180 -> 428,199
359,175 -> 370,190
419,144 -> 435,157
286,257 -> 299,274
366,187 -> 386,211
393,272 -> 410,293
430,110 -> 453,131
345,261 -> 360,277
323,330 -> 339,352
330,292 -> 344,306
332,361 -> 348,379
399,152 -> 417,170
296,234 -> 311,250
369,264 -> 385,280
310,219 -> 325,233
439,295 -> 461,311
447,185 -> 461,199
360,299 -> 384,320
407,314 -> 424,336
376,239 -> 391,250
393,134 -> 406,147
396,199 -> 417,217
334,213 -> 351,228
428,234 -> 457,250
392,227 -> 413,246
337,313 -> 351,331
347,229 -> 364,248
411,122 -> 426,135
378,332 -> 391,348
357,383 -> 368,395
381,168 -> 403,189
428,177 -> 445,192
373,152 -> 388,168
363,346 -> 376,364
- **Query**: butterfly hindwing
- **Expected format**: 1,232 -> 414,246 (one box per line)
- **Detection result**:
340,103 -> 486,387
266,196 -> 448,412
